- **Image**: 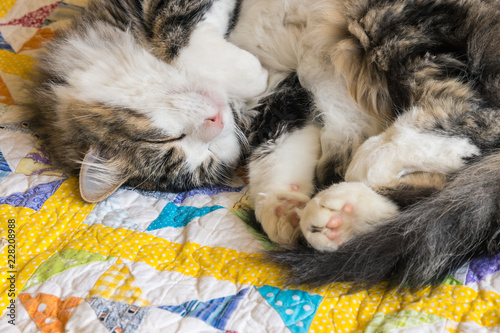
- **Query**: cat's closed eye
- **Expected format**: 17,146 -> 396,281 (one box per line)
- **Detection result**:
142,134 -> 186,144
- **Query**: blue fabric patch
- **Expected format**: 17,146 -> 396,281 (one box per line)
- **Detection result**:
83,196 -> 142,231
123,185 -> 244,203
0,151 -> 11,181
257,285 -> 323,333
466,252 -> 500,284
0,179 -> 64,211
88,298 -> 151,333
172,185 -> 245,204
0,151 -> 11,172
121,186 -> 178,201
146,203 -> 224,231
159,288 -> 249,330
0,32 -> 14,52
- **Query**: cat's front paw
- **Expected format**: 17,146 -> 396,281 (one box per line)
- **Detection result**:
300,182 -> 398,252
224,50 -> 268,99
254,190 -> 310,245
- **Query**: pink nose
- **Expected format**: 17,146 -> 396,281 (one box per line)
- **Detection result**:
199,112 -> 224,142
206,112 -> 223,129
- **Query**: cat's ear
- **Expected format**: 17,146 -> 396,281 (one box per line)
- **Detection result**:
79,147 -> 129,203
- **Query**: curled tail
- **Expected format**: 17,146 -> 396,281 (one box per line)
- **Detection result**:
269,152 -> 500,288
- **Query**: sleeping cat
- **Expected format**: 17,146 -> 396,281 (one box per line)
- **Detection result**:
234,0 -> 500,287
25,0 -> 500,287
25,0 -> 268,202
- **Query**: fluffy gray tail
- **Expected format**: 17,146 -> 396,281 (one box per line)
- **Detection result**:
269,152 -> 500,288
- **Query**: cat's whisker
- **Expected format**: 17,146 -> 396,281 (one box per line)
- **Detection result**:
233,122 -> 249,151
131,155 -> 170,190
67,114 -> 101,120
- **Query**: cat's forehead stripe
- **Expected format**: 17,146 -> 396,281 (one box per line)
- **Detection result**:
146,0 -> 215,62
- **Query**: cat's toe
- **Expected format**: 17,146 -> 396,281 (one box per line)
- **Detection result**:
300,182 -> 399,252
324,215 -> 343,240
255,192 -> 309,245
300,198 -> 356,251
275,197 -> 306,227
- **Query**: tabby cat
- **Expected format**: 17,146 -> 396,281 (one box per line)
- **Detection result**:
26,0 -> 268,202
26,0 -> 500,287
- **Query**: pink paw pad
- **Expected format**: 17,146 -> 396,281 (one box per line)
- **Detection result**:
324,202 -> 354,240
274,198 -> 306,228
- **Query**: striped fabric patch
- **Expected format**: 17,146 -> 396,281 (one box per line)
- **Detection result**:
172,185 -> 245,204
0,32 -> 14,52
0,150 -> 11,179
159,288 -> 249,330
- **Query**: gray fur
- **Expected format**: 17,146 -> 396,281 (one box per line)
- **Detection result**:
24,0 -> 245,201
270,151 -> 500,288
269,0 -> 500,288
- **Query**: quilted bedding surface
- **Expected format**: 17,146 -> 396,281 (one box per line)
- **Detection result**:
0,1 -> 499,332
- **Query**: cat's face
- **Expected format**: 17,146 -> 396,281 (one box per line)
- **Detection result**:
69,88 -> 242,203
38,27 -> 245,202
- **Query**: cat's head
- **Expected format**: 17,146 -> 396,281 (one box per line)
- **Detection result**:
69,89 -> 243,203
28,25 -> 247,202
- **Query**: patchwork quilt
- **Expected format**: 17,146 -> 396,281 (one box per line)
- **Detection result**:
0,1 -> 499,332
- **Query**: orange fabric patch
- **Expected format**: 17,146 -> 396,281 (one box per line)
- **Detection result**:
19,293 -> 83,333
19,28 -> 55,52
0,76 -> 15,105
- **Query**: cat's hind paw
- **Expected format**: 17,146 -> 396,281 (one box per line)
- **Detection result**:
300,182 -> 399,252
254,190 -> 310,246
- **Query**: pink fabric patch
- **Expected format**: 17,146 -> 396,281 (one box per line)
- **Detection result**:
0,2 -> 60,28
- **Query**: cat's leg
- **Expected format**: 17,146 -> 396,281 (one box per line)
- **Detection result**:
295,85 -> 395,251
247,73 -> 320,245
344,111 -> 481,188
296,53 -> 386,185
249,124 -> 320,245
301,108 -> 481,251
175,23 -> 268,99
290,67 -> 393,250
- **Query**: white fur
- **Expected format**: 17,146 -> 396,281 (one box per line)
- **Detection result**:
229,0 -> 307,71
231,0 -> 383,178
203,0 -> 239,34
176,0 -> 268,100
53,4 -> 269,173
231,0 -> 386,246
176,23 -> 268,99
300,182 -> 399,251
346,109 -> 481,188
56,24 -> 227,136
249,124 -> 321,245
302,67 -> 383,177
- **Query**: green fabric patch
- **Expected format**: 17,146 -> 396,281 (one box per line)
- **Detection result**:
22,249 -> 111,291
365,310 -> 445,333
441,275 -> 463,286
230,191 -> 276,251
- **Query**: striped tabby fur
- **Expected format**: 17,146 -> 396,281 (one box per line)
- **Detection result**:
254,0 -> 500,288
25,0 -> 266,202
25,0 -> 500,288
